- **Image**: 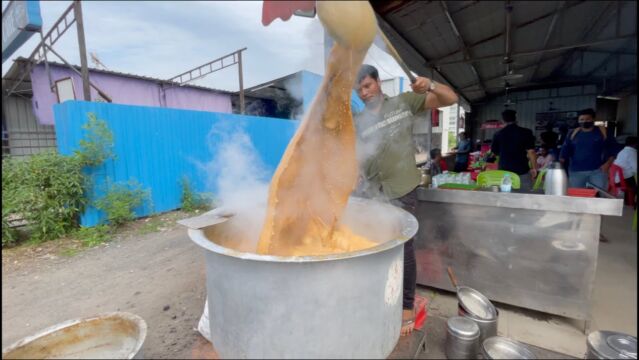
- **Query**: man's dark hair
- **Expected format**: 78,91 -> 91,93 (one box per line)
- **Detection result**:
578,108 -> 596,118
458,131 -> 467,139
357,64 -> 379,84
625,136 -> 638,147
502,109 -> 517,123
430,148 -> 441,159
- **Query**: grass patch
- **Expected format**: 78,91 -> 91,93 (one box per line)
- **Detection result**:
60,248 -> 80,257
73,225 -> 111,247
137,217 -> 164,235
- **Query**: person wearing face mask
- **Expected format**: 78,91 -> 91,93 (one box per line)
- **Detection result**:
559,108 -> 617,189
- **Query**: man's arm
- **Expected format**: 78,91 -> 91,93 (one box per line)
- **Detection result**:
410,76 -> 458,109
527,149 -> 538,178
526,130 -> 538,178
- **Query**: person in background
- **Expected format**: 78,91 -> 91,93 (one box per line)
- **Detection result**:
536,145 -> 555,169
540,124 -> 559,158
613,136 -> 637,205
353,64 -> 458,336
452,132 -> 471,172
428,148 -> 444,176
559,108 -> 617,189
491,109 -> 538,190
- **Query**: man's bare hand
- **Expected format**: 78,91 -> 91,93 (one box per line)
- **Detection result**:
410,77 -> 432,94
530,168 -> 538,179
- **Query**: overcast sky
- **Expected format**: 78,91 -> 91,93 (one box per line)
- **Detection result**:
2,1 -> 406,91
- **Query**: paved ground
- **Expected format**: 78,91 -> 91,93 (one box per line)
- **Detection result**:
2,206 -> 636,358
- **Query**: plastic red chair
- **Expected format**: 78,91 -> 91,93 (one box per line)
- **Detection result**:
608,164 -> 627,198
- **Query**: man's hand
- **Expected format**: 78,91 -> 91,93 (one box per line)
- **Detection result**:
410,76 -> 432,94
600,163 -> 610,174
530,168 -> 538,179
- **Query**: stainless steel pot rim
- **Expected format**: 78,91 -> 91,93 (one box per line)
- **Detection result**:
482,336 -> 535,359
588,331 -> 637,359
1,312 -> 147,359
457,286 -> 497,320
188,197 -> 419,263
447,316 -> 480,339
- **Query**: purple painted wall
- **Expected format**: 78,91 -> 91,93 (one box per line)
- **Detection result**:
30,63 -> 232,125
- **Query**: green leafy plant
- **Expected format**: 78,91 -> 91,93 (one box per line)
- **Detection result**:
74,224 -> 111,247
180,177 -> 213,212
1,112 -> 114,247
94,180 -> 151,227
75,113 -> 115,167
2,152 -> 86,243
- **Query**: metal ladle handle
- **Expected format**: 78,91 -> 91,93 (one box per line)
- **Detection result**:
447,266 -> 459,289
377,28 -> 417,84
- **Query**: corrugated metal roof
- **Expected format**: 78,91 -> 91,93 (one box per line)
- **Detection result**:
3,57 -> 234,95
372,0 -> 637,104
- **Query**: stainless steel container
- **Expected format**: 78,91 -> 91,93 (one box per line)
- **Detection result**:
481,336 -> 535,359
458,304 -> 498,345
544,162 -> 568,196
1,312 -> 147,359
586,331 -> 637,359
187,197 -> 418,359
445,316 -> 480,359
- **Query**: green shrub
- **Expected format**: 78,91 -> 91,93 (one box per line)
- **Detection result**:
94,180 -> 151,227
2,152 -> 86,243
75,113 -> 115,167
180,177 -> 212,212
1,112 -> 114,247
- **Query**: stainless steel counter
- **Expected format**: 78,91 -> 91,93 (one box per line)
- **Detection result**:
414,187 -> 623,326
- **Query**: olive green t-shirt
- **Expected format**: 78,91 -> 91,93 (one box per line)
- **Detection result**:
354,92 -> 426,199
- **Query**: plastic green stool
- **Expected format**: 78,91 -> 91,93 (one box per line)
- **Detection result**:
533,169 -> 547,191
477,170 -> 521,189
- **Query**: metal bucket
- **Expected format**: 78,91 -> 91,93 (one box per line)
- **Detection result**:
2,312 -> 146,359
187,197 -> 418,359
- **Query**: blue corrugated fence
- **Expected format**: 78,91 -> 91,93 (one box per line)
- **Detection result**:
54,101 -> 298,227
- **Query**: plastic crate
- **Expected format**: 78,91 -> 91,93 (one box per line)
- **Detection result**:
567,188 -> 597,197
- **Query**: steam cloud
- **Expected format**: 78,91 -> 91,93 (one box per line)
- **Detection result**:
199,120 -> 270,246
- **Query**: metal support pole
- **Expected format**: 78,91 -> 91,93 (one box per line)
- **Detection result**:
237,50 -> 245,114
39,30 -> 54,91
74,1 -> 91,101
456,103 -> 461,136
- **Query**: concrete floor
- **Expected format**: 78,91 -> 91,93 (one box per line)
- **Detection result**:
417,206 -> 637,358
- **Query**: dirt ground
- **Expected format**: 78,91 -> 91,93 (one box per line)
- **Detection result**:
1,211 -> 217,359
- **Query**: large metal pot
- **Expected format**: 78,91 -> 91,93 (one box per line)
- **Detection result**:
1,312 -> 146,359
586,331 -> 637,359
188,197 -> 418,359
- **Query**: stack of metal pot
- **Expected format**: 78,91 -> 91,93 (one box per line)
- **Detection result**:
586,331 -> 637,359
448,267 -> 498,345
445,316 -> 480,359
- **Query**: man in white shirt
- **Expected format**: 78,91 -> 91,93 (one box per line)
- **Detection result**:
613,136 -> 637,205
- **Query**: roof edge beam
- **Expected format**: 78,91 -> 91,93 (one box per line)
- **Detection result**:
439,1 -> 486,96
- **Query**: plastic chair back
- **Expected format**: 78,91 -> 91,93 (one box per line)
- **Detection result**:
607,164 -> 627,197
533,169 -> 547,191
477,170 -> 521,189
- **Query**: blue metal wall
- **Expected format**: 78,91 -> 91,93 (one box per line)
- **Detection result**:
54,101 -> 298,226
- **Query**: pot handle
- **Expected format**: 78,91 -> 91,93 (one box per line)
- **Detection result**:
447,266 -> 459,289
